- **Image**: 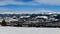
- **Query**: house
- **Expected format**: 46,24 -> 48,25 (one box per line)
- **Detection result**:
5,17 -> 18,26
0,17 -> 3,23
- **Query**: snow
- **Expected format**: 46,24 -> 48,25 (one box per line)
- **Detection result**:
36,16 -> 48,19
0,27 -> 60,34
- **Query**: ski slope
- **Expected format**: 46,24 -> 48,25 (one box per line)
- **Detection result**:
0,27 -> 60,34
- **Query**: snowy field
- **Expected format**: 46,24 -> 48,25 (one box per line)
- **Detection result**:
0,26 -> 60,34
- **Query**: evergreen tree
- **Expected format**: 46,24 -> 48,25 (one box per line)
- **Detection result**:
1,19 -> 7,26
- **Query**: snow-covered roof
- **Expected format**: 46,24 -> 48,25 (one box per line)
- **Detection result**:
5,18 -> 18,22
36,16 -> 48,19
20,16 -> 30,18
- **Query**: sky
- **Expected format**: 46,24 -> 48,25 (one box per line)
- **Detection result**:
0,0 -> 60,14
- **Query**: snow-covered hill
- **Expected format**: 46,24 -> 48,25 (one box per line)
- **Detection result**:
0,10 -> 58,14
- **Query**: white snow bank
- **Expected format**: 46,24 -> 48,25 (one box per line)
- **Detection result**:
0,27 -> 60,34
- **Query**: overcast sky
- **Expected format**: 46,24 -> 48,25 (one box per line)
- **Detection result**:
0,0 -> 60,14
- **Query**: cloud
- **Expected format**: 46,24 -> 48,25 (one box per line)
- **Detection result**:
35,0 -> 60,6
0,0 -> 38,6
0,0 -> 60,6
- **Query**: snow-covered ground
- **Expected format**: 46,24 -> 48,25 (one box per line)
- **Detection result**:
0,27 -> 60,34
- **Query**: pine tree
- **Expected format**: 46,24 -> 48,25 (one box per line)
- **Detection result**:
1,19 -> 7,26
